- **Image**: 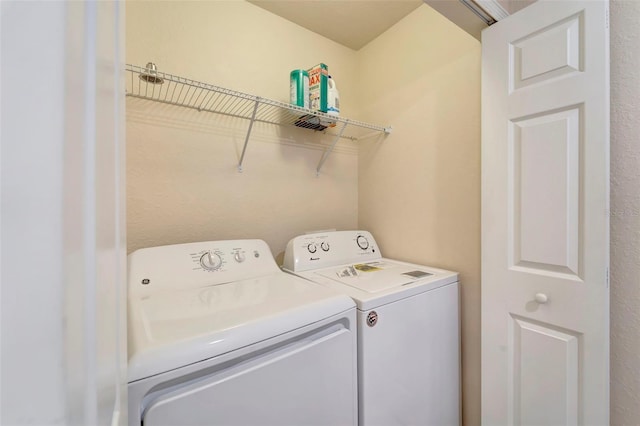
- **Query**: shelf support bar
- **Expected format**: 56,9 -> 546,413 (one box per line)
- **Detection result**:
316,120 -> 348,177
358,126 -> 393,141
238,98 -> 260,173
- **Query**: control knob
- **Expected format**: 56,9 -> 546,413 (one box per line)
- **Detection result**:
307,243 -> 317,254
320,242 -> 330,252
200,251 -> 223,271
234,251 -> 246,263
356,235 -> 369,250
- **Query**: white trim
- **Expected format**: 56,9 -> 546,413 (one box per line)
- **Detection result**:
81,2 -> 98,424
475,0 -> 510,21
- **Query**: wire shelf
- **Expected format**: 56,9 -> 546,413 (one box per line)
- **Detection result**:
125,63 -> 392,174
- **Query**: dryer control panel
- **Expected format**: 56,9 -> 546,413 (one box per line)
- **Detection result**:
283,230 -> 382,272
128,239 -> 278,297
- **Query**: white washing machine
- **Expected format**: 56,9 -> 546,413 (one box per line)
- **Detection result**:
283,230 -> 460,426
128,239 -> 358,426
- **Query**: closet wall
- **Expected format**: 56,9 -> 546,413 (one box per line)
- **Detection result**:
126,0 -> 360,256
356,6 -> 481,425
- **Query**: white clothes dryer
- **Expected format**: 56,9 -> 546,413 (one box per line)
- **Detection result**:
283,230 -> 460,426
128,239 -> 358,426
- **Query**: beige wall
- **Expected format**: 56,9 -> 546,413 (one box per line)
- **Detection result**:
126,1 -> 360,256
610,1 -> 640,424
356,6 -> 481,425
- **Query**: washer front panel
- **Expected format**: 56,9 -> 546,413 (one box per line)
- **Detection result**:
356,283 -> 460,426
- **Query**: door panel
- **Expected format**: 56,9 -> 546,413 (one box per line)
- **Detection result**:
509,316 -> 580,426
511,12 -> 583,90
510,106 -> 581,277
482,1 -> 609,424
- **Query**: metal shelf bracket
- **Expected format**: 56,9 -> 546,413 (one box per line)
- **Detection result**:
316,121 -> 349,177
238,98 -> 260,173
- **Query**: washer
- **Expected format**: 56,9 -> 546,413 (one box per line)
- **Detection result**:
128,239 -> 358,426
283,230 -> 460,426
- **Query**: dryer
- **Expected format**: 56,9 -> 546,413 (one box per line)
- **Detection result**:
128,239 -> 357,426
283,230 -> 460,426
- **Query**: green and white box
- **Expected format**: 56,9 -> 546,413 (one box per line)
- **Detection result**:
308,63 -> 328,112
290,69 -> 309,109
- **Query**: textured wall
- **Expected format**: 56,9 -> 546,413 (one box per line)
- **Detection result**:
356,6 -> 482,425
126,1 -> 360,256
610,1 -> 640,424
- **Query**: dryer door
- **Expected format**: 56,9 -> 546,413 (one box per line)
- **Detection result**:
141,322 -> 356,426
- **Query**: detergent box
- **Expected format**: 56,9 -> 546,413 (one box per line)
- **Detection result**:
307,63 -> 328,113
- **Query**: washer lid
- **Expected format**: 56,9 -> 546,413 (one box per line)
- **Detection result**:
127,272 -> 354,382
315,261 -> 435,293
300,258 -> 458,311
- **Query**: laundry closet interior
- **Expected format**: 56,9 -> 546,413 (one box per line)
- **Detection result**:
126,1 -> 481,423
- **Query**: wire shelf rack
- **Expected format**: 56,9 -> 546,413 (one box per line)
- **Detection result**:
125,63 -> 391,175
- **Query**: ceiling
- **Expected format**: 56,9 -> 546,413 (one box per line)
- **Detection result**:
247,0 -> 424,50
248,1 -> 538,45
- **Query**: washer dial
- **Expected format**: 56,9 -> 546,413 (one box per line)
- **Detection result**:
200,251 -> 223,271
356,235 -> 370,250
307,243 -> 317,254
320,242 -> 330,252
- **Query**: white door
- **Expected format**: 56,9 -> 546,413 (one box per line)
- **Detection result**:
481,1 -> 609,425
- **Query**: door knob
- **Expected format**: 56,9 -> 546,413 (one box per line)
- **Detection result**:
535,293 -> 548,304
